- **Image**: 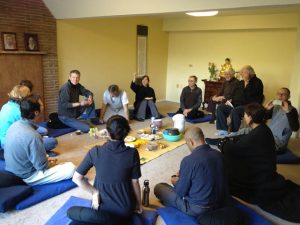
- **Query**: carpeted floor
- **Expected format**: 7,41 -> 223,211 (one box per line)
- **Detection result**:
0,101 -> 299,225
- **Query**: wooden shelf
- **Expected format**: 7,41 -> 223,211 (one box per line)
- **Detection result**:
0,50 -> 47,55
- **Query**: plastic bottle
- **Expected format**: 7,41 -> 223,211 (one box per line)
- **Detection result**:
142,179 -> 150,207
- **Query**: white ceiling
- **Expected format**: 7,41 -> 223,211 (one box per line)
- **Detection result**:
42,0 -> 300,20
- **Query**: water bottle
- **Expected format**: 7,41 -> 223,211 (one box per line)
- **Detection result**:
150,117 -> 156,134
142,179 -> 150,207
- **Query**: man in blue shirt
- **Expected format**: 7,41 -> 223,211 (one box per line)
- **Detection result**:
154,127 -> 228,217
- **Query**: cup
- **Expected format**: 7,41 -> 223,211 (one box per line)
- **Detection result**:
153,119 -> 163,129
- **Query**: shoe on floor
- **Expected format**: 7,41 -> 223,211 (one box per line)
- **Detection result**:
228,132 -> 238,136
47,151 -> 59,157
205,138 -> 220,146
135,117 -> 145,122
214,130 -> 228,136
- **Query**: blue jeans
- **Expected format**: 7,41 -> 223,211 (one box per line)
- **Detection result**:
136,100 -> 159,120
59,104 -> 96,133
36,125 -> 57,152
43,137 -> 58,152
154,183 -> 209,217
216,104 -> 245,132
216,104 -> 233,131
58,116 -> 90,133
230,106 -> 245,132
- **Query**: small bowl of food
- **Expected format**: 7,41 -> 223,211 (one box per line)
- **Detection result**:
163,128 -> 180,136
146,141 -> 159,151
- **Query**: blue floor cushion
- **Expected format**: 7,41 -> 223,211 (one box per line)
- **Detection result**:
45,196 -> 158,225
168,113 -> 212,124
276,149 -> 300,164
15,179 -> 77,210
157,199 -> 273,225
38,122 -> 76,138
0,185 -> 33,212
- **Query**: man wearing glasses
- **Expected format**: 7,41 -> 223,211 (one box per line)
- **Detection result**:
264,87 -> 299,152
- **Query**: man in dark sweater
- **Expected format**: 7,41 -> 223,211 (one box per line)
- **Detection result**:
58,69 -> 96,133
154,127 -> 228,217
175,75 -> 204,119
215,65 -> 264,136
209,68 -> 239,123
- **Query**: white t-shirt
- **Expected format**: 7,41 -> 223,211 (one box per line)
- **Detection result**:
103,90 -> 129,110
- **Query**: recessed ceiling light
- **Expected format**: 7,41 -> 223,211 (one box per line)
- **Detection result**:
186,11 -> 219,17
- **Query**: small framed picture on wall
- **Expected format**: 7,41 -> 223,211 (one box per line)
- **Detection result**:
1,32 -> 17,51
24,33 -> 39,51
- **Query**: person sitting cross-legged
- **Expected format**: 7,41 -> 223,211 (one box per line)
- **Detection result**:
154,127 -> 229,218
58,69 -> 97,133
175,75 -> 204,119
67,115 -> 143,225
0,85 -> 57,158
130,74 -> 160,121
4,97 -> 75,185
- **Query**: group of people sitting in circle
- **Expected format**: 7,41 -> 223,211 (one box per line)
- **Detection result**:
0,65 -> 299,224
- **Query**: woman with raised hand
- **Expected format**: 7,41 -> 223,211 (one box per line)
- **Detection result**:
130,74 -> 160,121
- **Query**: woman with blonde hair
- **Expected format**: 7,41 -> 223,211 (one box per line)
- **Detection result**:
0,85 -> 30,149
0,85 -> 57,157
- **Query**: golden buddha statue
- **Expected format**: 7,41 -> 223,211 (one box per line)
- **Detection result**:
219,58 -> 233,79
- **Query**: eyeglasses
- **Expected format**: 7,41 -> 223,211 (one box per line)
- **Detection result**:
188,80 -> 195,82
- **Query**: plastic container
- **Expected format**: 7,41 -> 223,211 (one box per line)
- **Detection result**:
172,114 -> 185,132
163,132 -> 182,142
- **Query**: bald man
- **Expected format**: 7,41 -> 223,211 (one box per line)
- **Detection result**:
154,127 -> 228,217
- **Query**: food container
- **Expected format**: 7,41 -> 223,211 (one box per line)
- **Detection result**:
153,119 -> 163,129
146,141 -> 158,151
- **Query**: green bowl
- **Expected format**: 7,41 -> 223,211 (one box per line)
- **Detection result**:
163,133 -> 182,142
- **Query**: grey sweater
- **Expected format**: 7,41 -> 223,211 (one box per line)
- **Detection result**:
231,103 -> 299,150
4,119 -> 48,179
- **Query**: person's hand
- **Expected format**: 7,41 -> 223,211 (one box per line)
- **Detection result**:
183,109 -> 192,117
218,96 -> 225,102
264,100 -> 274,110
48,158 -> 58,167
282,101 -> 290,112
99,118 -> 104,124
171,175 -> 179,185
133,72 -> 137,82
134,204 -> 143,214
80,99 -> 88,106
91,191 -> 100,210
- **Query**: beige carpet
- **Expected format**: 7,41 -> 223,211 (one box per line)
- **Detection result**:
0,101 -> 299,225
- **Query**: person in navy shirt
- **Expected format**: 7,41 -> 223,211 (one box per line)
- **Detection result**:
68,115 -> 142,225
154,126 -> 228,217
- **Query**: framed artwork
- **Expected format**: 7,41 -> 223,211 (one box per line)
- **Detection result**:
24,33 -> 39,51
2,32 -> 17,51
